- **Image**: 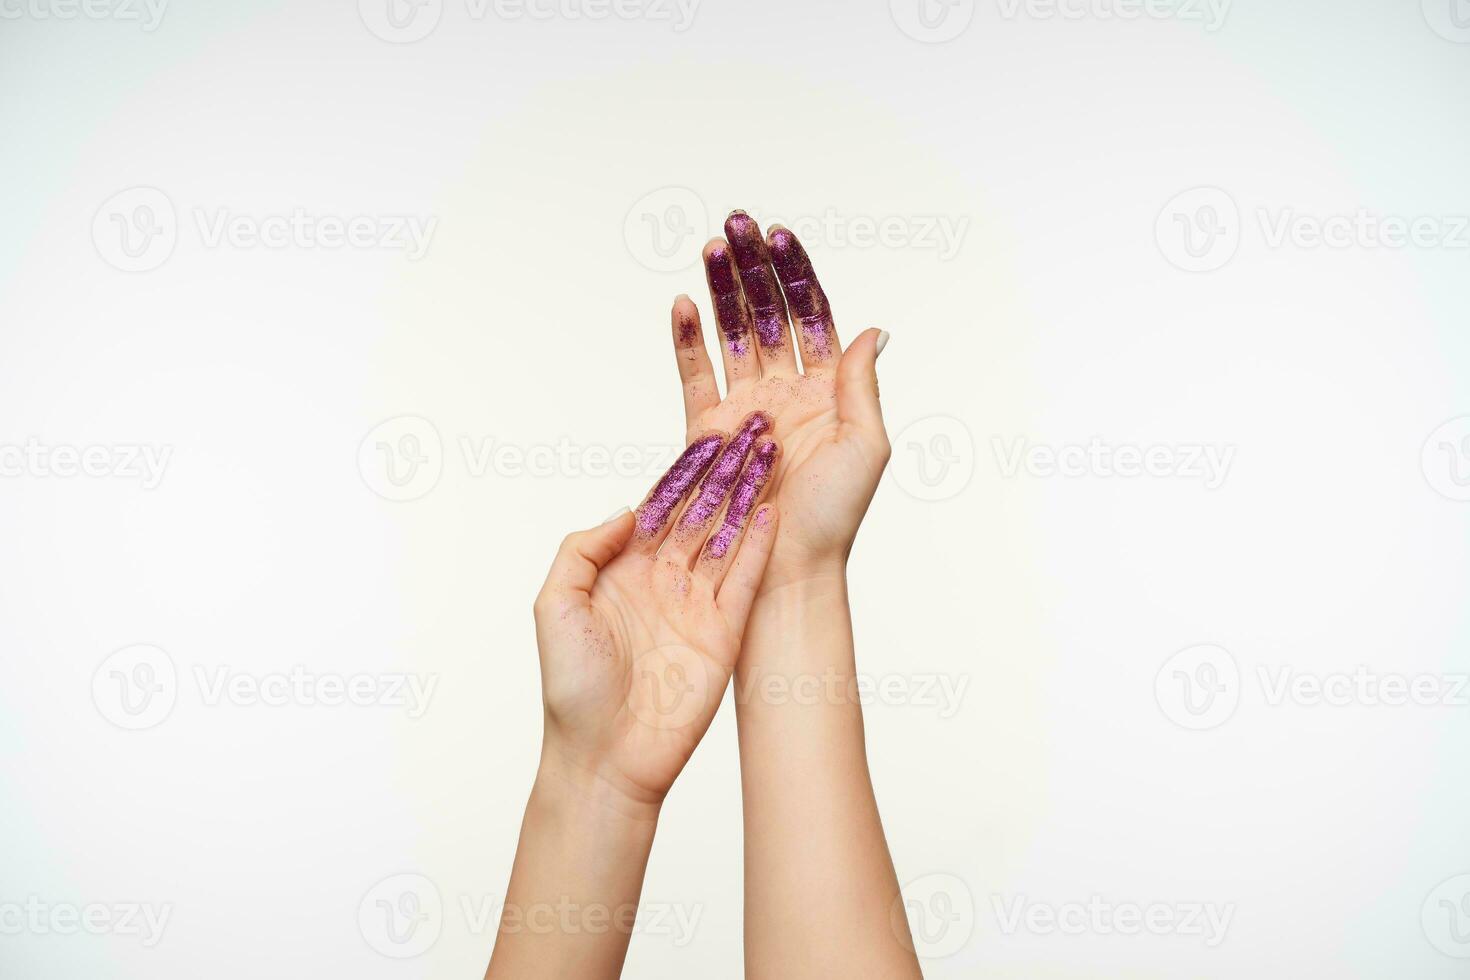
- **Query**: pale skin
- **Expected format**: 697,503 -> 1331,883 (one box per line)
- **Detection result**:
486,423 -> 781,980
485,211 -> 920,978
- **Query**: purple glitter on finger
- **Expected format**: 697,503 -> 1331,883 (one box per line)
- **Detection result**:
768,227 -> 835,361
724,212 -> 791,353
678,412 -> 772,532
636,433 -> 724,536
703,438 -> 779,561
704,243 -> 753,358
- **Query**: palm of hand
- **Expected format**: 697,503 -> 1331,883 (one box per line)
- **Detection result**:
540,549 -> 742,803
689,374 -> 874,582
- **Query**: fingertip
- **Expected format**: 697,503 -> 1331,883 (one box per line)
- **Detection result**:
671,296 -> 701,346
703,237 -> 731,263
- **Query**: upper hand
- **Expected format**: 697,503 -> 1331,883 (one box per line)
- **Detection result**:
668,211 -> 890,588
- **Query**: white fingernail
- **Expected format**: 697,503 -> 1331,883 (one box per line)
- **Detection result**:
604,506 -> 631,524
875,330 -> 891,358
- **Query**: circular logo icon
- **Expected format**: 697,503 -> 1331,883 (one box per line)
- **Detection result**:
890,0 -> 976,43
1155,187 -> 1240,273
1155,644 -> 1240,731
358,873 -> 443,958
623,188 -> 708,273
890,415 -> 975,502
1423,874 -> 1470,958
92,644 -> 178,730
891,873 -> 975,959
359,0 -> 442,42
358,416 -> 443,502
93,187 -> 177,273
1423,0 -> 1470,42
1423,417 -> 1470,502
627,644 -> 715,733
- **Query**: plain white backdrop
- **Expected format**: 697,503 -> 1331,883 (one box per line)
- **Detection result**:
3,0 -> 1469,976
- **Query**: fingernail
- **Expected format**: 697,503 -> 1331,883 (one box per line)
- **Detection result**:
875,330 -> 891,358
603,506 -> 631,524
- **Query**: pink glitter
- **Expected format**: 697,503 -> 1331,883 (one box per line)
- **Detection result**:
725,211 -> 790,352
635,433 -> 724,536
767,227 -> 834,360
678,412 -> 772,532
704,242 -> 752,357
703,438 -> 779,560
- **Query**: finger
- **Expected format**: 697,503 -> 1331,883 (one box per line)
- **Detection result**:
632,431 -> 726,554
704,239 -> 759,393
696,437 -> 780,590
671,294 -> 718,426
836,328 -> 890,453
767,225 -> 840,374
725,210 -> 799,377
715,503 -> 779,630
663,412 -> 773,567
536,508 -> 637,614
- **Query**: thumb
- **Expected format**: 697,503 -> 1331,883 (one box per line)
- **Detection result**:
836,328 -> 890,448
536,508 -> 636,613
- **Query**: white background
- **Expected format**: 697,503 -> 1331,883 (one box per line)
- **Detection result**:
3,0 -> 1469,976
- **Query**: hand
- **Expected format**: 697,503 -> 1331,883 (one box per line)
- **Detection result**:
670,211 -> 890,588
533,417 -> 780,815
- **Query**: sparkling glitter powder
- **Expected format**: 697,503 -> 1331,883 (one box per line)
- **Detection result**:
703,438 -> 779,560
678,412 -> 772,532
767,227 -> 834,360
724,211 -> 790,352
636,433 -> 724,536
704,242 -> 752,358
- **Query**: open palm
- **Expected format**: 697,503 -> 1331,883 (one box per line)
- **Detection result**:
669,212 -> 890,587
534,421 -> 779,806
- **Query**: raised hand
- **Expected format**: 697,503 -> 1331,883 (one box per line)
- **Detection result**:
532,413 -> 781,811
670,211 -> 890,588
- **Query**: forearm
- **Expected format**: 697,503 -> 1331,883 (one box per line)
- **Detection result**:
735,573 -> 922,979
485,752 -> 660,980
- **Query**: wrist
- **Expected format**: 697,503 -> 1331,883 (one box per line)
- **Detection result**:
533,744 -> 664,831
